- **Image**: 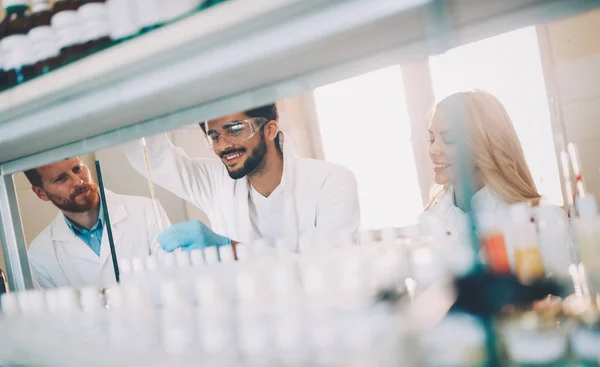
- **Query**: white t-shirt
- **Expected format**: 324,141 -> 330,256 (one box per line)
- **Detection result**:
249,183 -> 285,240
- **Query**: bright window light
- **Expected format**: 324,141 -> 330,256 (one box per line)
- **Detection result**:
313,66 -> 423,229
429,26 -> 563,206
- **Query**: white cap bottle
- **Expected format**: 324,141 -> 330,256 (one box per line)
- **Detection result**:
19,289 -> 46,315
106,0 -> 139,40
510,202 -> 545,282
575,194 -> 600,295
219,244 -> 235,263
189,248 -> 204,266
536,205 -> 574,279
1,292 -> 20,315
358,229 -> 376,246
129,0 -> 163,31
175,250 -> 191,268
160,280 -> 195,354
80,286 -> 108,346
204,246 -> 219,265
235,244 -> 248,261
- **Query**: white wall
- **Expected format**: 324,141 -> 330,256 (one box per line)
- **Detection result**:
540,9 -> 600,201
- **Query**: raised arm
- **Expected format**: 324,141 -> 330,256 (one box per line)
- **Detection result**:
124,132 -> 224,212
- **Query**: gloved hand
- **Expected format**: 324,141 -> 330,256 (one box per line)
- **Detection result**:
158,220 -> 231,252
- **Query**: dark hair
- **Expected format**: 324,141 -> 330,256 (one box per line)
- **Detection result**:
200,103 -> 282,153
24,168 -> 43,188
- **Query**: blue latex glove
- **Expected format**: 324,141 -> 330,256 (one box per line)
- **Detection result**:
158,220 -> 231,252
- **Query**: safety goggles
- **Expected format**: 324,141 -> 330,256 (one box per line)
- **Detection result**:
204,117 -> 268,149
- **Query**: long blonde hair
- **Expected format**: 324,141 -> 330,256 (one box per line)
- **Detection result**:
427,90 -> 541,208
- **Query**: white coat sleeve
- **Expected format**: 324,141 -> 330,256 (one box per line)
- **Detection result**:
315,167 -> 361,234
146,199 -> 172,256
124,133 -> 224,212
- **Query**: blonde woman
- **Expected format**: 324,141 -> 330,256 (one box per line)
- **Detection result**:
425,90 -> 559,243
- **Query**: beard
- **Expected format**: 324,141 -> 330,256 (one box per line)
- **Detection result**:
45,182 -> 100,213
221,133 -> 268,180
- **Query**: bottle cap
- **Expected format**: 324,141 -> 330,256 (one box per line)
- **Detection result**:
26,290 -> 46,314
57,287 -> 79,312
162,252 -> 175,268
536,204 -> 565,225
44,288 -> 61,313
104,287 -> 124,310
1,292 -> 20,315
51,10 -> 78,28
131,257 -> 145,272
30,0 -> 51,13
3,0 -> 28,8
146,255 -> 158,271
204,247 -> 219,265
175,250 -> 191,268
190,249 -> 204,266
219,244 -> 235,263
577,194 -> 598,219
80,287 -> 104,311
400,224 -> 421,240
334,231 -> 356,247
17,292 -> 30,314
119,258 -> 132,274
380,227 -> 397,244
510,202 -> 533,223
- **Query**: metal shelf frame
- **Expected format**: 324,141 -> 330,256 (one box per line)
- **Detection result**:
0,0 -> 598,290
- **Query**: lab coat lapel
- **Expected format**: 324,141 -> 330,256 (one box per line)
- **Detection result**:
51,213 -> 98,263
279,132 -> 299,249
99,190 -> 128,269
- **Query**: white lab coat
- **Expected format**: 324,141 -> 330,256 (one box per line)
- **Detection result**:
125,131 -> 360,246
426,185 -> 571,271
28,190 -> 169,289
426,185 -> 509,241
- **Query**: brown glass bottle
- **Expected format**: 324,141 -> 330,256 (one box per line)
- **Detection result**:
0,8 -> 8,90
78,0 -> 111,52
2,0 -> 36,87
29,0 -> 61,74
0,268 -> 7,295
51,0 -> 85,61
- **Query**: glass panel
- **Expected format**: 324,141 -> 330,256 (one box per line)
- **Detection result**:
314,66 -> 423,229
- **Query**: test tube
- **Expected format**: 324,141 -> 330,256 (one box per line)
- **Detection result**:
140,138 -> 169,233
190,249 -> 205,266
567,142 -> 586,197
219,244 -> 235,263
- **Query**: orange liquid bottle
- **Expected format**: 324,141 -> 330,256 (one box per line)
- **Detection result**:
478,212 -> 511,275
510,203 -> 545,283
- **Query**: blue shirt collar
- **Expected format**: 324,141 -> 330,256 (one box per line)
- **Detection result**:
64,196 -> 104,235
